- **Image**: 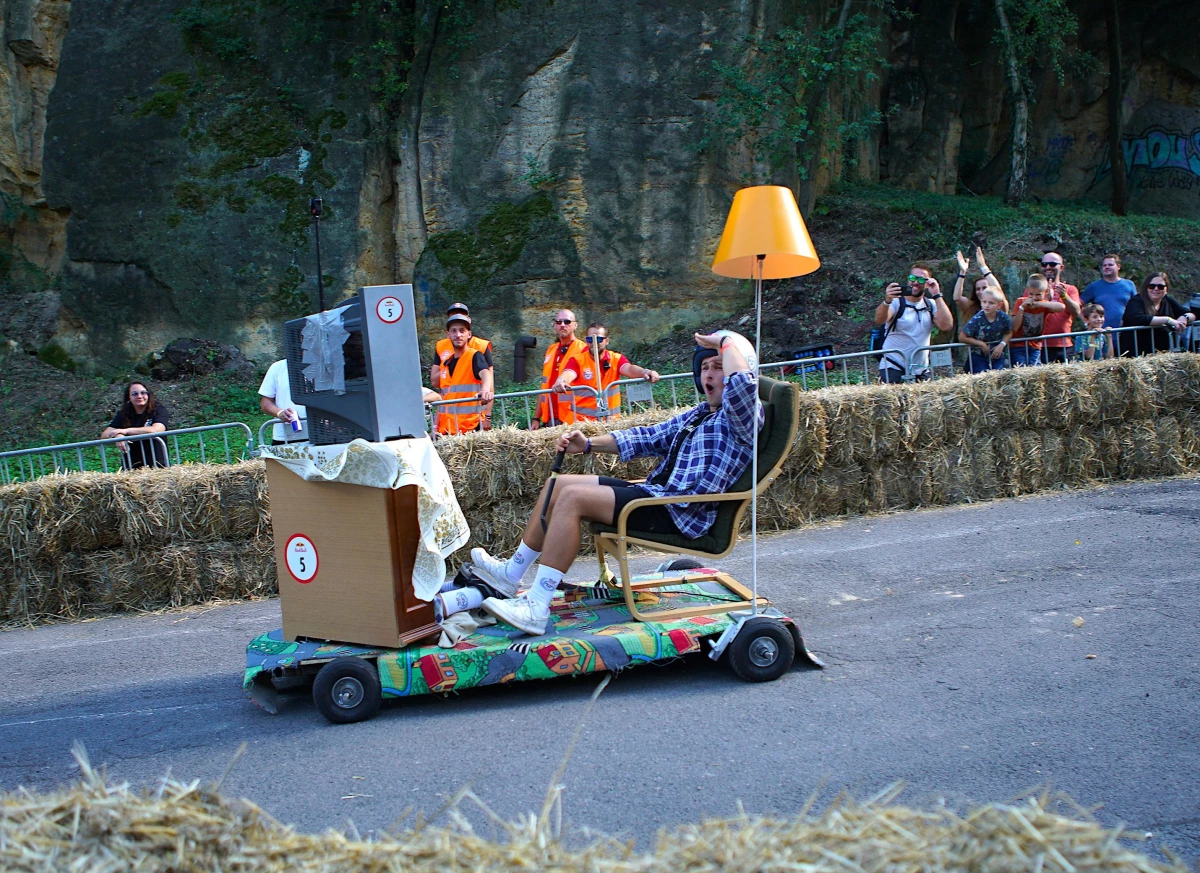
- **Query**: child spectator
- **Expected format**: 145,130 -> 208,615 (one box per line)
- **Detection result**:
1010,274 -> 1061,367
1078,304 -> 1115,361
959,288 -> 1013,373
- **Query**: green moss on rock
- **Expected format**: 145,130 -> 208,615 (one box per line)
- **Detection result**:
37,341 -> 77,373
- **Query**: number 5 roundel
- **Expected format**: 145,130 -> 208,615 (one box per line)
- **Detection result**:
284,533 -> 319,583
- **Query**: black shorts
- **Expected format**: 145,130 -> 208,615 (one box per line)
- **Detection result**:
598,476 -> 683,535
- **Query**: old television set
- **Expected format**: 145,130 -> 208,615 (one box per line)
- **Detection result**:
283,284 -> 428,445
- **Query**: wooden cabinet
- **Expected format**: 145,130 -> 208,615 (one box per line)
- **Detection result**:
266,460 -> 439,648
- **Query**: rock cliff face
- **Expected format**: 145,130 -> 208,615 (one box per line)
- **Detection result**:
0,0 -> 1196,372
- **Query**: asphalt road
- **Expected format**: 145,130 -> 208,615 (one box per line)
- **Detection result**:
2,478 -> 1198,862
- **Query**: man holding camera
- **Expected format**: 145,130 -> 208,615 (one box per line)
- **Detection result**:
874,264 -> 954,383
1036,251 -> 1082,363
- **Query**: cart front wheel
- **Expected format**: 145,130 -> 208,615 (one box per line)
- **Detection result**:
313,658 -> 382,724
727,618 -> 795,682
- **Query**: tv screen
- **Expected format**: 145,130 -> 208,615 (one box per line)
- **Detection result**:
283,285 -> 428,445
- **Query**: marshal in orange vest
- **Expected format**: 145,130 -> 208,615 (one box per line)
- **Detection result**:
436,346 -> 486,435
571,347 -> 627,419
536,338 -> 590,426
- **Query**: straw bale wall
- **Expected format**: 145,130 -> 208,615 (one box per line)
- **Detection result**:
0,750 -> 1185,872
4,356 -> 1200,624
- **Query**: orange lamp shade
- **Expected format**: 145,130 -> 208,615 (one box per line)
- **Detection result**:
711,185 -> 820,279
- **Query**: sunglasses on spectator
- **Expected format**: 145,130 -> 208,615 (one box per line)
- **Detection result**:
907,275 -> 928,284
1147,282 -> 1167,289
553,318 -> 574,324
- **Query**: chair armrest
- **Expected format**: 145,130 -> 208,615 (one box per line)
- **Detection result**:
610,490 -> 750,537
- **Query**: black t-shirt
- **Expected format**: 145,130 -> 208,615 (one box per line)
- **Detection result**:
431,346 -> 492,381
109,404 -> 170,468
1121,295 -> 1186,355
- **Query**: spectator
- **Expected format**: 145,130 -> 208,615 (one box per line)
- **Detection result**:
1009,274 -> 1057,367
259,360 -> 307,445
1121,272 -> 1195,356
431,302 -> 494,425
1036,251 -> 1082,363
560,323 -> 660,420
431,310 -> 495,435
952,246 -> 1010,324
101,381 -> 169,469
1081,254 -> 1136,335
531,308 -> 589,429
874,264 -> 953,383
959,288 -> 1013,373
1078,304 -> 1115,361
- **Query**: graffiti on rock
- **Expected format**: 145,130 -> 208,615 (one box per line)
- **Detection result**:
1094,128 -> 1200,181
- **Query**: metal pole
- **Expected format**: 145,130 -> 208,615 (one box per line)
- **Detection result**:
310,198 -> 325,312
751,254 -> 763,616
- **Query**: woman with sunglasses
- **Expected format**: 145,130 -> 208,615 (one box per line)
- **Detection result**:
1120,272 -> 1194,356
100,381 -> 170,468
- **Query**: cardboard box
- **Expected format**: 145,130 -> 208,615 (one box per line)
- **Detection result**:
266,460 -> 438,648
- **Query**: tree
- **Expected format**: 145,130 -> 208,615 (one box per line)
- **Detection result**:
710,0 -> 889,217
991,0 -> 1082,206
1104,0 -> 1128,215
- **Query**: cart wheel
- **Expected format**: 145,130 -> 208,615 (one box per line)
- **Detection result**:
727,618 -> 795,683
655,557 -> 706,572
312,658 -> 382,724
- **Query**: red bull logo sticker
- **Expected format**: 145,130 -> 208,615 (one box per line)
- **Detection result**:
375,296 -> 404,324
284,534 -> 319,583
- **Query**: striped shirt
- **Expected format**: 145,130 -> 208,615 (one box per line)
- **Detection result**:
611,370 -> 763,538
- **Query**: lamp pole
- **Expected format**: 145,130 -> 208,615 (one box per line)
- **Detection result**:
310,197 -> 325,312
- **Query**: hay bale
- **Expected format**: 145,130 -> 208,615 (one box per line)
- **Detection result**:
913,388 -> 946,448
938,382 -> 970,448
1094,357 -> 1157,422
0,749 -> 1186,873
1153,416 -> 1186,477
0,473 -> 125,563
1015,430 -> 1046,493
968,369 -> 1024,434
792,396 -> 829,472
1062,432 -> 1098,485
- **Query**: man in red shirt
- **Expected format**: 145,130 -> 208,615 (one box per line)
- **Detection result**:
555,322 -> 660,420
1037,251 -> 1082,363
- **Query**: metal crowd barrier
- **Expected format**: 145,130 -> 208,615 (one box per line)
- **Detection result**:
0,422 -> 254,485
426,384 -> 603,431
903,324 -> 1192,381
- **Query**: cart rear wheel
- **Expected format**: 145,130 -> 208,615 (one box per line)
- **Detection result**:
727,618 -> 795,682
312,658 -> 382,724
655,557 -> 707,572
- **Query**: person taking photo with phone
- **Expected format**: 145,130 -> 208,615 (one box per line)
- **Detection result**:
874,263 -> 954,383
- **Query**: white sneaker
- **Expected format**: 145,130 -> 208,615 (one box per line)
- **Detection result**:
469,548 -> 520,598
482,596 -> 550,636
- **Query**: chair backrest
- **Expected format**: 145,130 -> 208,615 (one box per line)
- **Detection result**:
704,375 -> 800,545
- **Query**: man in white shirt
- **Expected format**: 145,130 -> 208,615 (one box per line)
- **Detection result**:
259,360 -> 308,444
873,263 -> 953,382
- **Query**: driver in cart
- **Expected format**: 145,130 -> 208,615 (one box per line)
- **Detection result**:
470,330 -> 763,637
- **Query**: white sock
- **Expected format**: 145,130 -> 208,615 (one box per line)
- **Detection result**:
505,542 -> 541,584
526,565 -> 563,612
436,586 -> 484,619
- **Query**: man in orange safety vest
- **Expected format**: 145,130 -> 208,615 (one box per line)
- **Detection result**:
531,308 -> 590,429
431,309 -> 494,435
557,322 -> 660,420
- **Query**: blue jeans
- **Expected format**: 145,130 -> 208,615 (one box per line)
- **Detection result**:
968,351 -> 1008,373
1009,344 -> 1041,367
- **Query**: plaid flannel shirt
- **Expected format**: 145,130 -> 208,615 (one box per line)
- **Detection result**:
611,370 -> 763,538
